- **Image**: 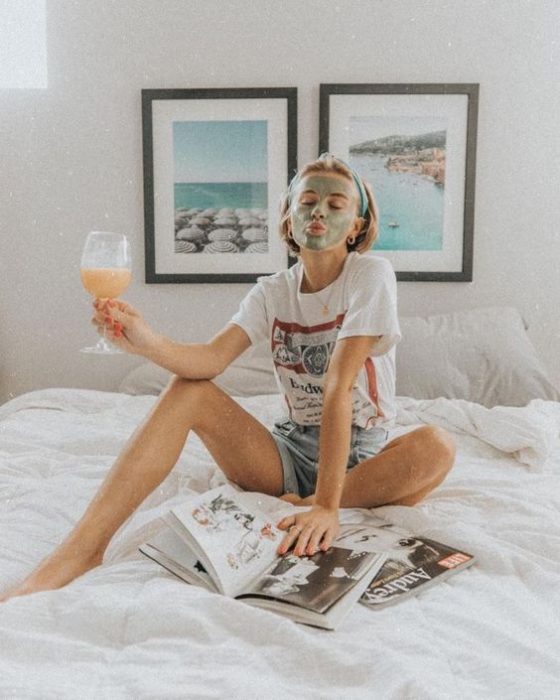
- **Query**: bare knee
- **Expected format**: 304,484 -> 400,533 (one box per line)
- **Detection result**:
165,375 -> 213,397
389,426 -> 455,506
160,376 -> 217,422
414,425 -> 456,478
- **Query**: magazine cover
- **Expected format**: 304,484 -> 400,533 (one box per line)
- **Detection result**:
334,521 -> 474,608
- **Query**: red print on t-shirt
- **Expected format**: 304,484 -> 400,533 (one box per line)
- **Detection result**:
271,314 -> 346,378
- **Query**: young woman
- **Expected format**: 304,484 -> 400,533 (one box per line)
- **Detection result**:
0,154 -> 455,602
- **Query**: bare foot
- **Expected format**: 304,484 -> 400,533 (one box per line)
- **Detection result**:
279,492 -> 315,506
0,545 -> 104,604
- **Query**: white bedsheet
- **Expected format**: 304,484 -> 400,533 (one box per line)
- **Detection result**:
0,388 -> 559,699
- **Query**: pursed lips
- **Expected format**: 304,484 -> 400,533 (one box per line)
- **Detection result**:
306,222 -> 327,234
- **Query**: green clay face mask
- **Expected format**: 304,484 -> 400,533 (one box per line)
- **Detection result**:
290,174 -> 359,252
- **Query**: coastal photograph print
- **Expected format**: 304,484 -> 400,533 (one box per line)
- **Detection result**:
319,83 -> 478,281
142,88 -> 297,282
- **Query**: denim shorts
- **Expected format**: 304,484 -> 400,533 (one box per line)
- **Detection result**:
271,418 -> 390,499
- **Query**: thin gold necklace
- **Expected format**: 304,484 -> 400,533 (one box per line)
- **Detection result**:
301,274 -> 338,316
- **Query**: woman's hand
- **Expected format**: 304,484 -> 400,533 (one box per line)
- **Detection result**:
276,505 -> 340,557
92,299 -> 160,356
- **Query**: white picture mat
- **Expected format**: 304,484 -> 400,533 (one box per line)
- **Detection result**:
328,93 -> 469,273
152,98 -> 288,276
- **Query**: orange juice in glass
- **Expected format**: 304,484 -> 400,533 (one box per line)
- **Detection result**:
80,267 -> 132,299
80,231 -> 131,354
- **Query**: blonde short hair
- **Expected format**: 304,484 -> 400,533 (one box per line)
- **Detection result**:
279,154 -> 379,257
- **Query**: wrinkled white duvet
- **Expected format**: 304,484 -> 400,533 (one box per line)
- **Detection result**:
0,388 -> 559,699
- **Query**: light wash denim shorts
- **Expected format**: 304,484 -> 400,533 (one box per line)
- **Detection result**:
271,418 -> 390,499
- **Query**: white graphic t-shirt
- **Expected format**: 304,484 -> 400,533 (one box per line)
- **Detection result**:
230,252 -> 401,429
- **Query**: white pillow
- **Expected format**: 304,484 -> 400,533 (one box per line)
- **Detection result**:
118,362 -> 171,396
118,340 -> 278,397
396,306 -> 559,407
119,306 -> 559,408
214,341 -> 278,396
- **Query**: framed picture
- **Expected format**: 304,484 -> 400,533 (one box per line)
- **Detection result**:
319,83 -> 479,281
142,87 -> 297,283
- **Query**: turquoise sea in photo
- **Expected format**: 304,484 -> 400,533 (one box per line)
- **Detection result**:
351,153 -> 444,251
174,182 -> 268,210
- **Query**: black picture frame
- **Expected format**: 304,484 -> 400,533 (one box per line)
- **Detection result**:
319,83 -> 478,282
142,87 -> 297,283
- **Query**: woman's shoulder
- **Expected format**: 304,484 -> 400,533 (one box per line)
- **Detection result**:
256,262 -> 299,291
348,251 -> 394,277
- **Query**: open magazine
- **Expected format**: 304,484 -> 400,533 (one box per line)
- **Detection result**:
139,485 -> 387,630
334,520 -> 475,609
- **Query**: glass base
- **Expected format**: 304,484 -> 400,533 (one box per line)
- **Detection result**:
80,338 -> 122,355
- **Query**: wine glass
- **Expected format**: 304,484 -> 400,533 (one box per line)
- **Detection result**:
80,231 -> 132,354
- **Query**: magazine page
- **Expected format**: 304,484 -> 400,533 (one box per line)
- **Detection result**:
167,485 -> 282,597
333,520 -> 475,608
244,553 -> 386,630
139,528 -> 217,592
241,546 -> 378,614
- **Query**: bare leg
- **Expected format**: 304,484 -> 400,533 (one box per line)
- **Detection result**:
282,426 -> 456,508
0,378 -> 284,602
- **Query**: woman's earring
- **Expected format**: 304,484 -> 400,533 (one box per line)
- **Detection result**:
347,236 -> 356,246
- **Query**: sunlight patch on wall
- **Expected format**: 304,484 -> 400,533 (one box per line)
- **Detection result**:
0,0 -> 47,88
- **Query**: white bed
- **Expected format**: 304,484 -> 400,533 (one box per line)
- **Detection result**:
1,307 -> 560,699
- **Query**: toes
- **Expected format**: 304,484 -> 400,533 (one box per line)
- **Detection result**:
279,493 -> 302,505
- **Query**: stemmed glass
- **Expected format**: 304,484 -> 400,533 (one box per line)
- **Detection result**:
80,231 -> 132,354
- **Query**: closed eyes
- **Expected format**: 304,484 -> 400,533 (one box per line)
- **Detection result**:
300,197 -> 346,210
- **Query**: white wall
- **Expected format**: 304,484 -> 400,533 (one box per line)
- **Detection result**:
1,0 -> 559,403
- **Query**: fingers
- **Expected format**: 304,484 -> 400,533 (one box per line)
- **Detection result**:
306,529 -> 325,556
318,527 -> 336,553
93,300 -> 129,324
91,317 -> 124,340
92,299 -> 133,339
91,311 -> 122,337
277,507 -> 339,557
94,298 -> 135,314
277,519 -> 298,555
277,524 -> 311,556
277,516 -> 310,555
277,515 -> 295,530
290,526 -> 324,557
277,522 -> 330,557
293,526 -> 314,557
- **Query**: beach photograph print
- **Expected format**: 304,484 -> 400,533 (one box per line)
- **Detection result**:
320,84 -> 478,280
348,115 -> 447,252
173,120 -> 269,256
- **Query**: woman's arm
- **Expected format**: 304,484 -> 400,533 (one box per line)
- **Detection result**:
141,324 -> 251,379
277,334 -> 382,556
314,334 -> 382,509
93,299 -> 251,378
